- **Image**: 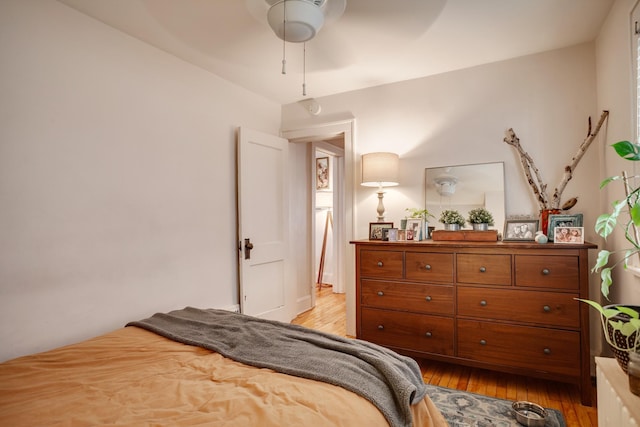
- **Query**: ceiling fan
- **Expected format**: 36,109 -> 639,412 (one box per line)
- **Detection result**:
245,0 -> 446,96
247,0 -> 347,43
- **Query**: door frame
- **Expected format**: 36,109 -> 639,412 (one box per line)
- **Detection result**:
281,119 -> 356,337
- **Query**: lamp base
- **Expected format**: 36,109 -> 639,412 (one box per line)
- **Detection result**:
376,190 -> 386,222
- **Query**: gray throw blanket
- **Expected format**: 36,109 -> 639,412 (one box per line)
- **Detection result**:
127,307 -> 427,427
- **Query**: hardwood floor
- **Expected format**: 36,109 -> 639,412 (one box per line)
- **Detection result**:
292,287 -> 598,427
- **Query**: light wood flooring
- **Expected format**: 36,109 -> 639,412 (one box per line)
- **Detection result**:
292,286 -> 598,427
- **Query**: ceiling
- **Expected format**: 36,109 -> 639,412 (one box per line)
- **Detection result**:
57,0 -> 615,105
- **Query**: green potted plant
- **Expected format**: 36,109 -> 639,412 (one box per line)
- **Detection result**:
467,207 -> 494,231
405,208 -> 434,221
581,140 -> 640,374
439,209 -> 465,231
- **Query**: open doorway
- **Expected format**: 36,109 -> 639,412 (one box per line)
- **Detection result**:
281,120 -> 356,336
313,139 -> 345,305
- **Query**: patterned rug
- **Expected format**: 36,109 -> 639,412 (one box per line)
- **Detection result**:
425,384 -> 567,427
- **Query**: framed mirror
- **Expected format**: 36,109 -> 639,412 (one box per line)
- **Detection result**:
425,162 -> 505,233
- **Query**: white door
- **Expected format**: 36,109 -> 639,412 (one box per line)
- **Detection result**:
237,127 -> 291,322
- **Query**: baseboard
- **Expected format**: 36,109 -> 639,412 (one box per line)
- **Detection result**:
220,304 -> 241,313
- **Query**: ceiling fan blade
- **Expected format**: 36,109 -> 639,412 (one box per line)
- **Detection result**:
302,0 -> 446,71
340,0 -> 446,41
321,0 -> 347,25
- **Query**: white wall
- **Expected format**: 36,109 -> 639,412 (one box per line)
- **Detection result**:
282,42 -> 602,339
283,43 -> 601,240
0,0 -> 281,362
596,0 -> 640,305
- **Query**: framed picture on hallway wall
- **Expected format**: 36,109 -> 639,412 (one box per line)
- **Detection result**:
316,157 -> 329,190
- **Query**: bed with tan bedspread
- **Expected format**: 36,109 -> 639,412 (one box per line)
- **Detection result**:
0,308 -> 446,426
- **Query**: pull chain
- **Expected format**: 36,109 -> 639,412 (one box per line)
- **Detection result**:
281,0 -> 287,74
302,42 -> 307,96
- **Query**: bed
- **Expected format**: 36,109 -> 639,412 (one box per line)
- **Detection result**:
0,307 -> 446,426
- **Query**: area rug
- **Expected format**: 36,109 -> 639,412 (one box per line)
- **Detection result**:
425,384 -> 566,427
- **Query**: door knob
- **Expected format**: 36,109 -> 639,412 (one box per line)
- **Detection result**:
244,238 -> 254,260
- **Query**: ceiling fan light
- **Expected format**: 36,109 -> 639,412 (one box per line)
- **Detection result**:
267,0 -> 325,43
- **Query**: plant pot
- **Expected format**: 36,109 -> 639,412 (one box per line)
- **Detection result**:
604,304 -> 640,373
443,223 -> 460,231
472,223 -> 489,231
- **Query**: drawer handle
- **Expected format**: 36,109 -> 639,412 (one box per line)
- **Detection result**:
425,332 -> 432,338
480,339 -> 487,346
543,348 -> 551,355
377,291 -> 384,296
543,305 -> 551,312
480,300 -> 487,307
479,267 -> 486,273
424,264 -> 432,271
425,296 -> 432,302
378,325 -> 384,330
377,261 -> 384,267
542,268 -> 550,275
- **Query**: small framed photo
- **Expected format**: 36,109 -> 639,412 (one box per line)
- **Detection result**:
369,222 -> 393,240
316,157 -> 329,190
386,228 -> 399,242
406,229 -> 414,240
547,214 -> 583,241
503,219 -> 538,241
398,230 -> 406,241
406,218 -> 424,241
554,226 -> 584,244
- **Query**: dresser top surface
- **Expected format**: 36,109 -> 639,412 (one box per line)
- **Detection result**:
350,239 -> 597,250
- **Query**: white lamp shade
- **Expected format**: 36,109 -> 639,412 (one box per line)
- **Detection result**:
267,1 -> 325,43
361,152 -> 400,187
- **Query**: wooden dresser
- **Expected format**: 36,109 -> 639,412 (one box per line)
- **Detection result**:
351,239 -> 596,406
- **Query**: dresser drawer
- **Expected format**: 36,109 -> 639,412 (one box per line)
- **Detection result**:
361,280 -> 454,315
361,308 -> 454,355
405,252 -> 454,283
457,254 -> 511,285
359,250 -> 403,279
515,255 -> 579,290
457,287 -> 579,328
457,319 -> 580,377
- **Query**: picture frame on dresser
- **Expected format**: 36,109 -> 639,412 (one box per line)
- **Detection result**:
405,218 -> 424,241
503,219 -> 538,241
547,213 -> 583,241
369,222 -> 393,240
554,226 -> 584,244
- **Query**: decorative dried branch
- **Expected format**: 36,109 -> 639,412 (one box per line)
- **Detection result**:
503,128 -> 549,210
550,110 -> 610,208
504,110 -> 610,211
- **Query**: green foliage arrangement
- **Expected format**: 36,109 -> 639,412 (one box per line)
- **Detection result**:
581,140 -> 640,356
405,208 -> 434,221
439,209 -> 465,226
467,208 -> 495,225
